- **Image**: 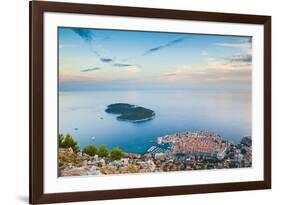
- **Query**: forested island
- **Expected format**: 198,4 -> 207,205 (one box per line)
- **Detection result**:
105,103 -> 155,122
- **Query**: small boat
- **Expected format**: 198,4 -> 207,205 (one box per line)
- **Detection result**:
100,117 -> 103,120
91,136 -> 95,140
74,128 -> 78,131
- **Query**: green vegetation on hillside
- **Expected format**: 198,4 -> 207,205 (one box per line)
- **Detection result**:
58,133 -> 80,153
83,144 -> 98,156
98,144 -> 109,157
59,133 -> 125,159
110,147 -> 124,160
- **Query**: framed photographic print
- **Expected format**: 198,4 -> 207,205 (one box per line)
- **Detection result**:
29,0 -> 271,204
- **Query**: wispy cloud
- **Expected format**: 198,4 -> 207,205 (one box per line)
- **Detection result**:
112,63 -> 142,73
60,69 -> 94,82
201,50 -> 208,56
71,28 -> 139,67
113,63 -> 132,67
100,58 -> 113,63
164,73 -> 177,76
143,37 -> 187,55
229,53 -> 252,63
71,28 -> 102,57
71,28 -> 94,42
215,37 -> 252,48
215,38 -> 252,65
59,44 -> 75,49
80,67 -> 101,72
60,69 -> 112,83
214,43 -> 247,48
161,56 -> 251,83
124,67 -> 142,74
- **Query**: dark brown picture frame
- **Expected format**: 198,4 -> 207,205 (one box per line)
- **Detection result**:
30,1 -> 271,204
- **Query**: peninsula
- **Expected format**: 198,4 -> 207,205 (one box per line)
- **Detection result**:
105,103 -> 155,122
58,131 -> 252,176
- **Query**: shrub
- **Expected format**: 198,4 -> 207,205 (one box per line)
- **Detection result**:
58,134 -> 64,147
236,144 -> 242,149
98,144 -> 108,157
59,133 -> 80,153
83,144 -> 98,156
241,148 -> 247,155
110,147 -> 124,160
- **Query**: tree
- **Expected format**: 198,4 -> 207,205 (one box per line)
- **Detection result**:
58,134 -> 64,147
83,144 -> 98,156
98,144 -> 108,157
59,133 -> 80,153
110,147 -> 124,160
241,148 -> 247,155
236,144 -> 242,149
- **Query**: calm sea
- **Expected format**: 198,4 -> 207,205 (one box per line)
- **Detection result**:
59,90 -> 251,154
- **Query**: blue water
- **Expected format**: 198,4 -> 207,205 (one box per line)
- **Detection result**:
59,90 -> 251,154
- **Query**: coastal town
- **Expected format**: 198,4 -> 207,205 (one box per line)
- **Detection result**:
59,131 -> 252,176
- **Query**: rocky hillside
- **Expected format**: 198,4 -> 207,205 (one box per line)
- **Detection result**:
58,148 -> 156,176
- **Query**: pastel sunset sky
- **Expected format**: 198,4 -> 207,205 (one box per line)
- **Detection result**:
58,27 -> 252,91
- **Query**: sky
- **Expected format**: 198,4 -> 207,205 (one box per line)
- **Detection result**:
58,27 -> 252,91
